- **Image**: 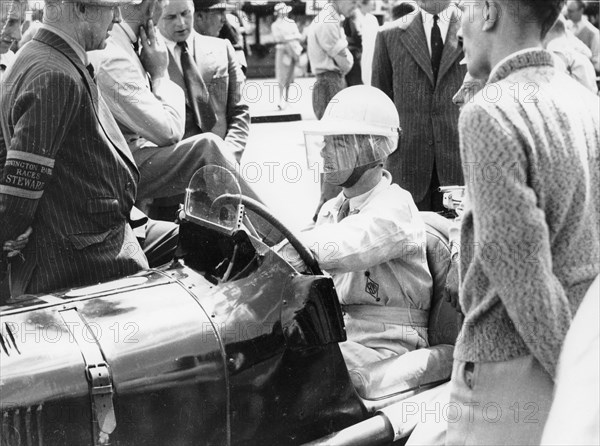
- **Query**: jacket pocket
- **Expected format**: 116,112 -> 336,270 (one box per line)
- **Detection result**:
68,228 -> 114,250
85,198 -> 122,229
87,198 -> 120,214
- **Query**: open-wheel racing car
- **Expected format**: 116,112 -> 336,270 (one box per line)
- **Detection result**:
0,166 -> 462,446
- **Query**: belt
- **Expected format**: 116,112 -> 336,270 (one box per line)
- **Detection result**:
315,71 -> 343,78
341,304 -> 429,327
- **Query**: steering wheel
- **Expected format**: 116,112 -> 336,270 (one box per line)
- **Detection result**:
212,194 -> 322,275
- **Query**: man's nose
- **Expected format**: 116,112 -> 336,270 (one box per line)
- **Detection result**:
11,25 -> 22,43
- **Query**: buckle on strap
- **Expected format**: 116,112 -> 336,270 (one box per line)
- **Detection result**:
87,363 -> 113,395
59,309 -> 117,444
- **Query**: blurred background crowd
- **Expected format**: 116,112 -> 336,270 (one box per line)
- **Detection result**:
4,0 -> 599,82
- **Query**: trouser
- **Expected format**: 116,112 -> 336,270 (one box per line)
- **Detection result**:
445,356 -> 554,446
133,133 -> 237,201
311,71 -> 346,120
140,218 -> 179,268
311,72 -> 347,218
415,161 -> 444,212
340,305 -> 429,370
345,48 -> 363,87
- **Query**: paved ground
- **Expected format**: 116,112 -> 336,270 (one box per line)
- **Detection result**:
245,76 -> 317,121
241,76 -> 320,232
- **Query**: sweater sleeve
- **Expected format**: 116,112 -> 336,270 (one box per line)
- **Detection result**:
459,103 -> 572,378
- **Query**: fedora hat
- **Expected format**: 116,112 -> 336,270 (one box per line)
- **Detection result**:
274,2 -> 292,14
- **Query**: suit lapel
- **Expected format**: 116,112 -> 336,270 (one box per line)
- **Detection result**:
400,12 -> 435,86
192,33 -> 216,82
437,9 -> 463,84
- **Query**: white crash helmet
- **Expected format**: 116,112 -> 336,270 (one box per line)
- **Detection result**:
304,86 -> 401,186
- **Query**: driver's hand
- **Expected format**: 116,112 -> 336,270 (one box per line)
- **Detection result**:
275,240 -> 307,272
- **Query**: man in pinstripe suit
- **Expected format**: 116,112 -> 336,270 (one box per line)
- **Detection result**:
372,0 -> 466,212
0,0 -> 148,297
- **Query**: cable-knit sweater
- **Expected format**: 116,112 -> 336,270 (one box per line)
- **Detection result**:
456,49 -> 600,378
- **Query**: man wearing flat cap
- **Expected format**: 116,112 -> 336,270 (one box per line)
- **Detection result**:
193,0 -> 230,37
193,0 -> 247,71
0,0 -> 149,296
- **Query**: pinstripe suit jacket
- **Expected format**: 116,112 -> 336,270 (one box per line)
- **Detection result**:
0,29 -> 148,296
372,10 -> 466,202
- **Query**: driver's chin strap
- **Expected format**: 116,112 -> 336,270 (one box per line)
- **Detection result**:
339,162 -> 380,188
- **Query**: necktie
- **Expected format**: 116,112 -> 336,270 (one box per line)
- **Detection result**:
431,14 -> 444,85
132,40 -> 139,54
177,41 -> 217,132
337,199 -> 351,222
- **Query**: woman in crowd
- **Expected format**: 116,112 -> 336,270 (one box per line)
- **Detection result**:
271,2 -> 303,110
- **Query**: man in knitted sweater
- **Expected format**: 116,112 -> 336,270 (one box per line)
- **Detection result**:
449,0 -> 600,444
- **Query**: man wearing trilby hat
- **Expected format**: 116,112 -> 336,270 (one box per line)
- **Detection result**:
0,0 -> 149,295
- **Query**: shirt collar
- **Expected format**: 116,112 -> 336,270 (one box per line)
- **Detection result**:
421,5 -> 452,42
160,30 -> 194,54
118,22 -> 138,45
40,24 -> 88,65
488,47 -> 554,84
0,50 -> 16,68
571,15 -> 589,32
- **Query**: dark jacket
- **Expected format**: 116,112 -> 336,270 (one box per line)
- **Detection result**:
0,28 -> 147,296
372,10 -> 466,201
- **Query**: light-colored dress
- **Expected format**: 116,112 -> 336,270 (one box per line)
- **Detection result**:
271,16 -> 303,90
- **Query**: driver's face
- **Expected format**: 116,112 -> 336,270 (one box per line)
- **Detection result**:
321,135 -> 357,186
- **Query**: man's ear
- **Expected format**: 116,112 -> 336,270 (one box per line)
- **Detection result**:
482,0 -> 499,32
72,2 -> 87,20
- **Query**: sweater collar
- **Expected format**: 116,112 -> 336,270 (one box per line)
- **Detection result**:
488,48 -> 554,84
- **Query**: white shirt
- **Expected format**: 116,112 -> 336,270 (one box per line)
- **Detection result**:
306,3 -> 353,75
161,31 -> 192,73
0,49 -> 16,82
359,12 -> 380,85
421,7 -> 451,57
